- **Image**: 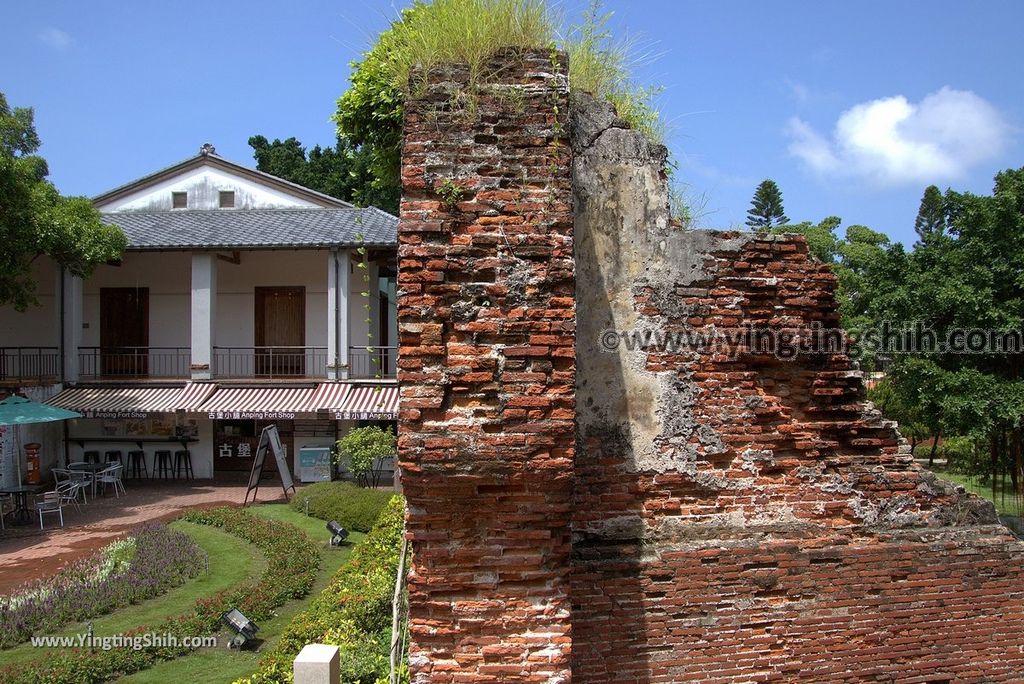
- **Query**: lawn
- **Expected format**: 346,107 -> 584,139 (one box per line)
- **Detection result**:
0,520 -> 265,670
120,504 -> 363,684
934,470 -> 1024,517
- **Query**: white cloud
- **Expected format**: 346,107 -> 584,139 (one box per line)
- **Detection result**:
786,87 -> 1010,185
38,27 -> 73,51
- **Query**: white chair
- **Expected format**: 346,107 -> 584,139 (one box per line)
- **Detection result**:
95,464 -> 126,498
35,491 -> 64,529
0,493 -> 11,530
55,480 -> 84,511
54,468 -> 90,505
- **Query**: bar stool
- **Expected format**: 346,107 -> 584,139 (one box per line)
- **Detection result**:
174,450 -> 194,481
104,450 -> 123,467
127,450 -> 148,479
83,450 -> 100,464
154,450 -> 174,479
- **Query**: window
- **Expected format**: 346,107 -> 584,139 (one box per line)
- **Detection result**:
219,191 -> 235,208
171,191 -> 187,209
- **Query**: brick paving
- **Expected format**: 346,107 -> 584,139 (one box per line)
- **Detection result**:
0,478 -> 288,595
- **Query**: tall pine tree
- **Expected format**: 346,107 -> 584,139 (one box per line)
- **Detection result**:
913,184 -> 946,242
746,179 -> 789,230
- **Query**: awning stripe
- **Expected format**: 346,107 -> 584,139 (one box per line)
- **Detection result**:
334,385 -> 398,420
198,386 -> 318,418
308,382 -> 351,410
178,382 -> 217,410
49,386 -> 185,417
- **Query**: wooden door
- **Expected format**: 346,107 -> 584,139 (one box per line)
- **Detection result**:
255,287 -> 305,376
100,288 -> 149,376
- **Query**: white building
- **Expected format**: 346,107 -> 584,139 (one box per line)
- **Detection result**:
0,144 -> 398,484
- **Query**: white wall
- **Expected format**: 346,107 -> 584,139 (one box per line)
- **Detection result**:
98,166 -> 318,212
83,252 -> 191,348
65,416 -> 215,479
0,258 -> 59,347
215,250 -> 330,348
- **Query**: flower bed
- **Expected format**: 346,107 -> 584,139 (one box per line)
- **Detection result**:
1,508 -> 320,684
238,495 -> 405,684
0,524 -> 206,649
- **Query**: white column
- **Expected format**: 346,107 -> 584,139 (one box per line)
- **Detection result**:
294,644 -> 339,684
190,253 -> 216,380
61,269 -> 82,384
367,260 -> 380,347
327,250 -> 350,380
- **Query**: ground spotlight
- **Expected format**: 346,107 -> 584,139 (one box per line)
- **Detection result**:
221,608 -> 259,649
327,520 -> 349,546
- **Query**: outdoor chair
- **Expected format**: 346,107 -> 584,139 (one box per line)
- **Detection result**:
53,468 -> 89,505
127,450 -> 148,479
55,480 -> 83,511
174,450 -> 194,480
95,464 -> 126,498
0,493 -> 12,530
35,491 -> 64,529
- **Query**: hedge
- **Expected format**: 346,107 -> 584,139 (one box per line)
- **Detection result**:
238,495 -> 406,684
1,508 -> 320,684
290,481 -> 394,533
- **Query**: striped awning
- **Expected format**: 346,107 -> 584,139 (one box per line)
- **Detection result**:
178,382 -> 217,411
333,385 -> 398,420
198,386 -> 318,420
48,386 -> 186,418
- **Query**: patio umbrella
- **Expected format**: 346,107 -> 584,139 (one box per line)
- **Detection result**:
0,396 -> 82,488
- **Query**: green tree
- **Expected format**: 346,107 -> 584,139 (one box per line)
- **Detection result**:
247,135 -> 399,214
336,424 -> 397,488
913,184 -> 946,243
745,179 -> 789,230
0,93 -> 126,311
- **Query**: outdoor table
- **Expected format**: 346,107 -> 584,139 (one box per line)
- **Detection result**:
69,462 -> 108,498
1,485 -> 42,525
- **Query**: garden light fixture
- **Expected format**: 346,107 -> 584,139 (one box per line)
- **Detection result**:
327,520 -> 349,546
221,608 -> 259,649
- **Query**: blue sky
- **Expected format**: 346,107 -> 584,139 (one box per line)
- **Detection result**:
4,1 -> 1021,247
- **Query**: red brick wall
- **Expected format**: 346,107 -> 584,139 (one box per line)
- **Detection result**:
571,233 -> 1024,681
398,57 -> 1024,683
397,50 -> 575,683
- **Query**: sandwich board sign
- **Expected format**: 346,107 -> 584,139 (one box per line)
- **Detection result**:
243,424 -> 296,505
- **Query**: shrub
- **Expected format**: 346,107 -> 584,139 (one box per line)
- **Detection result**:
0,524 -> 206,649
238,496 -> 406,684
290,481 -> 394,532
336,425 -> 396,488
3,508 -> 320,684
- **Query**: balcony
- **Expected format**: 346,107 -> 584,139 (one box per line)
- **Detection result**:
79,347 -> 191,380
214,346 -> 328,379
349,346 -> 397,379
0,347 -> 60,383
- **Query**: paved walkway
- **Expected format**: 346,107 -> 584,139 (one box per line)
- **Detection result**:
0,479 -> 288,595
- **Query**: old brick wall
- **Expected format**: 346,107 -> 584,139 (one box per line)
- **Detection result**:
397,50 -> 1024,683
571,91 -> 1024,682
397,50 -> 575,683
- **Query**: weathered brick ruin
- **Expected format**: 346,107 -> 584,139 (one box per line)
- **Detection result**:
398,50 -> 1024,682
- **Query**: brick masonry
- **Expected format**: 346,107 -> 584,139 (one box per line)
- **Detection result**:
398,53 -> 1024,682
397,50 -> 575,683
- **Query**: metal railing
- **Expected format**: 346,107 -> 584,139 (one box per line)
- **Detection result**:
348,346 -> 397,379
0,347 -> 60,382
214,346 -> 328,378
78,347 -> 191,379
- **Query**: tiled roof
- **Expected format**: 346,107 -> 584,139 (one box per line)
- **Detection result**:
102,208 -> 397,250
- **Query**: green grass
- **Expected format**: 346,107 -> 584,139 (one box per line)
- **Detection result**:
0,521 -> 264,670
120,504 -> 363,684
934,470 -> 1024,517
